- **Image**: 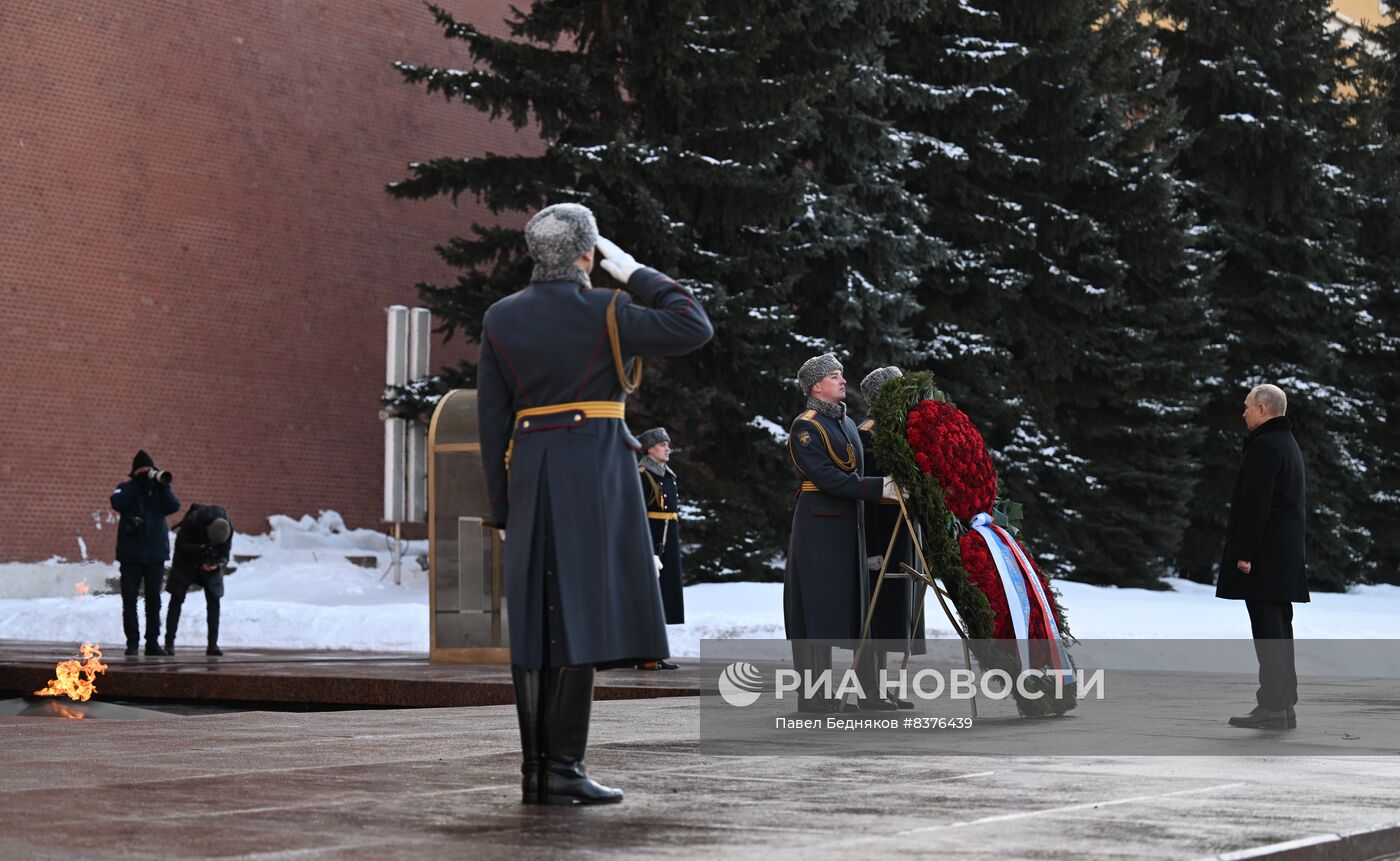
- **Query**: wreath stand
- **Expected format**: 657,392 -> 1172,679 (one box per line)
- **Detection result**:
839,482 -> 977,717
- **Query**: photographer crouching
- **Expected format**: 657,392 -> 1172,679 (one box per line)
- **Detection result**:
165,504 -> 233,657
110,450 -> 181,656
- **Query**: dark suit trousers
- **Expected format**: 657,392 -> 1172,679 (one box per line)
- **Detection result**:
119,561 -> 164,647
1245,599 -> 1297,709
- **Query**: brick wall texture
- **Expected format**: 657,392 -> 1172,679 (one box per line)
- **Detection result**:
1,1 -> 530,561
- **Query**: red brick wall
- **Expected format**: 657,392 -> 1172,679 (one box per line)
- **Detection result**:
0,1 -> 533,561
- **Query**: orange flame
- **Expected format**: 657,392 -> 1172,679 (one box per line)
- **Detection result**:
73,579 -> 90,597
34,643 -> 108,702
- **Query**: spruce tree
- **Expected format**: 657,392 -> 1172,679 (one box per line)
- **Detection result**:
892,0 -> 1203,587
1151,0 -> 1368,591
782,0 -> 943,392
389,2 -> 821,579
1351,18 -> 1400,583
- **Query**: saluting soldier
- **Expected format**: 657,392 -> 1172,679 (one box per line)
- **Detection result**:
784,353 -> 900,712
477,203 -> 713,805
636,427 -> 683,670
857,366 -> 925,710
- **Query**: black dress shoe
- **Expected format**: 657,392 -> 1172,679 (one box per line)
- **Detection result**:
891,697 -> 916,710
125,644 -> 139,656
164,641 -> 176,657
797,698 -> 841,714
144,644 -> 167,657
1286,706 -> 1297,728
534,760 -> 624,805
206,645 -> 223,656
1228,707 -> 1290,729
859,697 -> 900,711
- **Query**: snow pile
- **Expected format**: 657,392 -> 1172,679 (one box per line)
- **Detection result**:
5,511 -> 1400,654
0,512 -> 430,652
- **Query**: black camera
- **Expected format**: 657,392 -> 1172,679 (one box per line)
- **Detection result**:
123,515 -> 145,535
147,468 -> 173,486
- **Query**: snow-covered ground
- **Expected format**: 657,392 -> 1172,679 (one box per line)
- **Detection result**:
3,512 -> 1397,654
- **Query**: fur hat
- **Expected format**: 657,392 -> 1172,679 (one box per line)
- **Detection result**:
860,366 -> 903,406
797,353 -> 842,394
638,427 -> 671,451
525,203 -> 599,285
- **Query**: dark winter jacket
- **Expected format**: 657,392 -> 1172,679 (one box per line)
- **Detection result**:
477,267 -> 713,668
784,405 -> 883,641
168,504 -> 232,597
110,475 -> 181,564
1216,416 -> 1310,603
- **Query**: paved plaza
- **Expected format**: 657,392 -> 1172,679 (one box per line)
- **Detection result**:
3,691 -> 1400,860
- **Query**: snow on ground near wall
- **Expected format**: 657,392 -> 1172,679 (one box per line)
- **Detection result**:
4,512 -> 1400,653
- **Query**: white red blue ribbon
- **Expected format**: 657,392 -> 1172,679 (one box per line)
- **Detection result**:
969,513 -> 1033,673
969,513 -> 1075,683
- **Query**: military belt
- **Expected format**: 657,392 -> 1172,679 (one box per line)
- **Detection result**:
514,400 -> 626,432
506,400 -> 627,472
647,512 -> 679,521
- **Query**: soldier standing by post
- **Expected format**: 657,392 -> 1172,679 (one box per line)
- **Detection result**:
857,367 -> 924,710
477,203 -> 713,805
784,354 -> 902,712
636,426 -> 682,670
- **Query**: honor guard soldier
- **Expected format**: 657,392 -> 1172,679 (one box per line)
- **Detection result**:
858,367 -> 925,709
477,203 -> 713,804
784,353 -> 901,712
637,426 -> 683,670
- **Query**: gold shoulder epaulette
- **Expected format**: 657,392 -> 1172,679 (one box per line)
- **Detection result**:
799,409 -> 816,421
857,419 -> 874,433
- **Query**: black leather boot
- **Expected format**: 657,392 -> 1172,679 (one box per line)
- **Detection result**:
539,666 -> 622,805
511,666 -> 545,804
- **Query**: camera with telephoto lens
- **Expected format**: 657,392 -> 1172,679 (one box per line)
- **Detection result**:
147,468 -> 173,486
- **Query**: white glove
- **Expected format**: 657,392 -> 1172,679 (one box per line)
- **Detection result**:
881,476 -> 908,501
653,555 -> 665,576
596,236 -> 644,284
867,555 -> 884,572
497,530 -> 506,543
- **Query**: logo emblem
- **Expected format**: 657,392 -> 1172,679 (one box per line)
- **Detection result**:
717,661 -> 764,707
797,431 -> 812,447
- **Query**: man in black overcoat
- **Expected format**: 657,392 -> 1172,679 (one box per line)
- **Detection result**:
477,203 -> 713,804
636,426 -> 683,670
784,353 -> 900,712
1217,384 -> 1310,730
857,367 -> 925,710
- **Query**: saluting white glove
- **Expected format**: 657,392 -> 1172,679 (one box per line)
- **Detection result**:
881,476 -> 908,501
653,555 -> 665,576
596,236 -> 644,284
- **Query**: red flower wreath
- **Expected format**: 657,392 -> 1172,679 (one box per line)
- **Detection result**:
904,399 -> 997,521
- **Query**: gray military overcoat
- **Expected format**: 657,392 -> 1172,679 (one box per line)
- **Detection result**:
784,407 -> 883,641
477,268 -> 713,668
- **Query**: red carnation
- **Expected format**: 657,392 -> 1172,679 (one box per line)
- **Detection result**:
904,400 -> 997,521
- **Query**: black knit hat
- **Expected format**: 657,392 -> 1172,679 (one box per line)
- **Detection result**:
131,450 -> 155,473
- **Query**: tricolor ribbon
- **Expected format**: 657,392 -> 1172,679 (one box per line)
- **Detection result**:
969,513 -> 1074,683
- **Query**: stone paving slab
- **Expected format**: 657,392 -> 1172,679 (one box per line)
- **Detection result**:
2,696 -> 1399,860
